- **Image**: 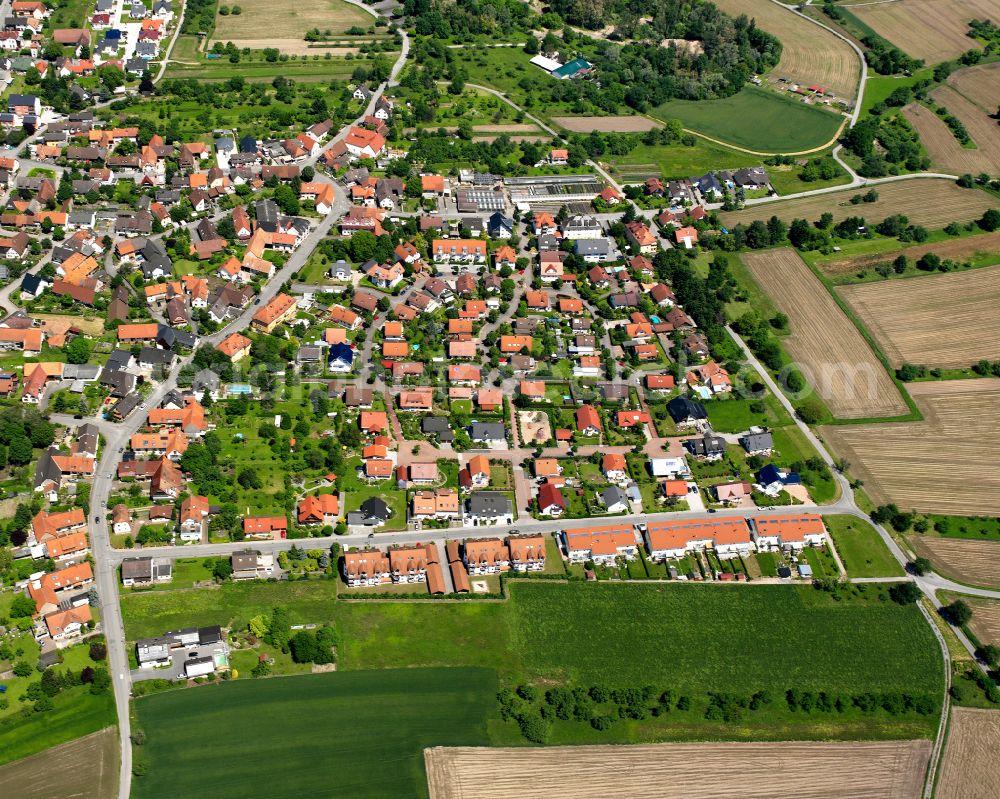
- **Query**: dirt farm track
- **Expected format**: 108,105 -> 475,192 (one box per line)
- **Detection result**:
936,708 -> 1000,799
425,741 -> 931,799
821,379 -> 1000,516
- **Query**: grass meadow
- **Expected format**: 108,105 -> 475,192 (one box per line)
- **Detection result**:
650,87 -> 844,152
826,515 -> 906,578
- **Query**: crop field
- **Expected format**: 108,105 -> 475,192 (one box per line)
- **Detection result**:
650,86 -> 844,153
825,515 -> 905,578
709,0 -> 860,99
822,379 -> 1000,516
964,598 -> 1000,647
904,84 -> 1000,175
947,62 -> 1000,113
0,728 -> 118,799
847,0 -> 1000,63
815,231 -> 1000,278
606,139 -> 759,182
910,537 -> 1000,589
936,708 -> 1000,799
132,669 -> 494,799
552,116 -> 660,133
212,0 -> 375,50
125,581 -> 942,698
839,265 -> 1000,368
742,249 -> 907,418
721,179 -> 995,229
425,740 -> 931,799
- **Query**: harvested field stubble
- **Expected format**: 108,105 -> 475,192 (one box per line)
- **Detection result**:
425,740 -> 931,799
936,708 -> 1000,799
848,0 -> 1000,63
709,0 -> 860,99
910,537 -> 1000,590
964,598 -> 1000,647
839,264 -> 1000,368
904,85 -> 1000,175
721,179 -> 995,229
553,116 -> 661,133
742,249 -> 906,418
0,728 -> 118,799
822,379 -> 1000,516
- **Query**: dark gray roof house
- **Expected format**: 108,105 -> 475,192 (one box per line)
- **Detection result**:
683,432 -> 727,459
468,422 -> 506,442
466,491 -> 512,521
667,396 -> 707,425
421,416 -> 454,442
739,430 -> 774,454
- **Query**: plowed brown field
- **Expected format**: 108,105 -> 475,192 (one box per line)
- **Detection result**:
721,179 -> 994,229
822,379 -> 1000,515
0,728 -> 118,799
838,264 -> 1000,368
710,0 -> 860,99
936,708 -> 1000,799
910,537 -> 1000,590
743,249 -> 906,418
849,0 -> 1000,63
425,740 -> 931,799
553,116 -> 661,132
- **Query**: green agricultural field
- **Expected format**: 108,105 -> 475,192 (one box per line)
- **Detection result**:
827,515 -> 906,578
0,692 -> 116,767
131,669 -> 495,799
650,87 -> 845,153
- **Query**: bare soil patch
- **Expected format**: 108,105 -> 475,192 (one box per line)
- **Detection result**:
220,41 -> 361,56
0,727 -> 118,799
34,312 -> 104,337
553,116 -> 662,133
518,410 -> 552,445
425,740 -> 931,799
850,0 -> 1000,63
743,248 -> 906,418
710,0 -> 860,99
838,264 -> 1000,368
821,379 -> 1000,515
936,708 -> 1000,799
721,179 -> 994,230
910,537 -> 1000,590
816,231 -> 1000,277
212,0 -> 373,45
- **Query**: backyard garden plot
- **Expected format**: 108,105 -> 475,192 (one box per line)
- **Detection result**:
936,708 -> 1000,799
838,264 -> 1000,368
709,0 -> 860,99
425,740 -> 931,799
742,249 -> 907,419
909,537 -> 1000,590
0,728 -> 118,799
211,0 -> 376,51
720,179 -> 995,229
847,0 -> 1000,64
132,669 -> 495,799
815,231 -> 1000,279
822,379 -> 1000,516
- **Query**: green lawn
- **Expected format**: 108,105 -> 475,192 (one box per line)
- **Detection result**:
826,515 -> 905,578
705,397 -> 771,434
767,161 -> 852,196
344,484 -> 406,531
608,139 -> 759,182
650,86 -> 844,153
132,669 -> 495,799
